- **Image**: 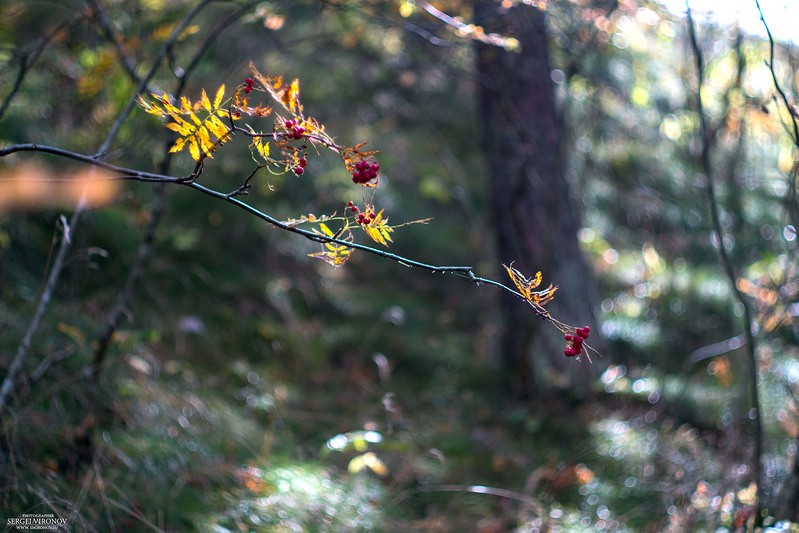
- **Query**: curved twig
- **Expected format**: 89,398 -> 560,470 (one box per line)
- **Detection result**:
0,142 -> 539,311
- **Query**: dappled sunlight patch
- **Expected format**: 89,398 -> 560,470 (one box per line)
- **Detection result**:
213,463 -> 383,531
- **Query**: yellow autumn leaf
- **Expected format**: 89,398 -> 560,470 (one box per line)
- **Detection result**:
253,137 -> 270,160
213,84 -> 225,109
200,88 -> 212,112
188,137 -> 200,161
169,137 -> 186,153
362,210 -> 393,246
286,79 -> 301,113
165,121 -> 192,136
309,248 -> 352,267
503,262 -> 557,307
139,85 -> 233,162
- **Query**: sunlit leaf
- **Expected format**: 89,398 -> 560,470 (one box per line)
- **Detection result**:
200,88 -> 212,112
169,137 -> 185,153
188,137 -> 200,161
286,79 -> 301,113
362,210 -> 393,247
139,84 -> 233,162
503,262 -> 558,307
310,222 -> 353,267
213,84 -> 225,109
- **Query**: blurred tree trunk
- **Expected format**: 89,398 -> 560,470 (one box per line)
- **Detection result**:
473,1 -> 600,400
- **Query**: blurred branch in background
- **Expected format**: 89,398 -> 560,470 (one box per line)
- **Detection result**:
686,2 -> 763,520
756,0 -> 799,521
0,0 -> 220,411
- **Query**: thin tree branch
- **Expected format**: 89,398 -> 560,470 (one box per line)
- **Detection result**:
0,13 -> 86,121
755,0 -> 799,144
0,142 -> 545,312
90,184 -> 169,381
686,3 -> 763,519
95,0 -> 218,158
0,1 -> 220,412
90,3 -> 254,381
0,212 -> 84,410
0,143 -> 193,182
87,0 -> 144,88
755,0 -> 799,253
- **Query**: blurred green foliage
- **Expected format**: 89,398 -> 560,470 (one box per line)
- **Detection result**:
1,0 -> 799,531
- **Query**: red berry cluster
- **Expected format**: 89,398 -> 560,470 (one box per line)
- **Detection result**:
293,157 -> 307,175
243,77 -> 255,94
347,202 -> 376,225
351,160 -> 379,184
564,326 -> 590,357
284,119 -> 305,140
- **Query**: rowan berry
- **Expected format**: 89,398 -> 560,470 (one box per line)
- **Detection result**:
564,346 -> 580,357
298,157 -> 307,168
293,166 -> 304,175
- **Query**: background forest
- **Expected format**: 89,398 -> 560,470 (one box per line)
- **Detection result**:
1,0 -> 799,531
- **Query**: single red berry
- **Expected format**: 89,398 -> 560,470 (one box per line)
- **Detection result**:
244,86 -> 252,94
298,157 -> 307,168
347,201 -> 354,207
293,166 -> 304,175
564,334 -> 573,341
564,347 -> 579,357
370,162 -> 380,172
285,119 -> 295,128
350,205 -> 359,213
245,77 -> 254,85
369,212 -> 376,219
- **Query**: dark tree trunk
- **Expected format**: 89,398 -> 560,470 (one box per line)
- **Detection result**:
473,1 -> 601,399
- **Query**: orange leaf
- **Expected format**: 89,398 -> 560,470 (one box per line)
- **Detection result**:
503,263 -> 557,307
